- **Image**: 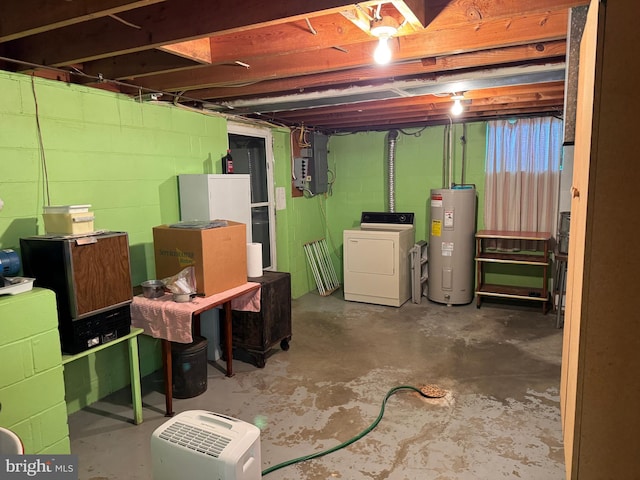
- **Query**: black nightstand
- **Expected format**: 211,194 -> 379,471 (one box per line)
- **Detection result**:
231,271 -> 292,367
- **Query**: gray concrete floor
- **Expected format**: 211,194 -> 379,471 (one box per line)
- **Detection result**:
68,292 -> 565,480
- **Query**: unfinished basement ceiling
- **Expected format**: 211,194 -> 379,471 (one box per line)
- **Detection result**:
0,0 -> 589,132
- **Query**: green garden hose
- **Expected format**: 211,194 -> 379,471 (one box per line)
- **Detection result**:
261,385 -> 433,476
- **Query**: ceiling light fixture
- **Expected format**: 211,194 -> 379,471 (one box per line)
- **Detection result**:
450,94 -> 465,116
370,16 -> 398,65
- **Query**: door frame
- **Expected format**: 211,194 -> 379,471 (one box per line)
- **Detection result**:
227,122 -> 277,270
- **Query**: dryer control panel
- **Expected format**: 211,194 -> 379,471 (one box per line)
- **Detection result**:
360,212 -> 414,225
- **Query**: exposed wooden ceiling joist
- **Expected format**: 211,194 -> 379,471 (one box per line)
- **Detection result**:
3,0 -> 383,66
0,0 -> 166,42
0,0 -> 590,132
130,11 -> 569,94
186,41 -> 566,102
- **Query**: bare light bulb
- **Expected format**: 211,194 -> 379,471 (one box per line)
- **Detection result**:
451,96 -> 464,116
374,36 -> 392,65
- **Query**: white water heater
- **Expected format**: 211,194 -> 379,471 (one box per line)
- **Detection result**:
427,187 -> 477,305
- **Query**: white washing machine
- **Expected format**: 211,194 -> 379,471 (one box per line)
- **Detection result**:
343,212 -> 415,307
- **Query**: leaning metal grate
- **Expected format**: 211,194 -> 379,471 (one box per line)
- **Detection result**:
303,238 -> 340,296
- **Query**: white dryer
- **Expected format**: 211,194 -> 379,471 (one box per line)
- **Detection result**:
343,212 -> 415,307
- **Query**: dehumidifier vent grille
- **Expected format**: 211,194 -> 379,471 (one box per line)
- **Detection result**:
158,421 -> 232,458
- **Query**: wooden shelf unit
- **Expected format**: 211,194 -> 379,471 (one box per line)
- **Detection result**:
475,230 -> 551,312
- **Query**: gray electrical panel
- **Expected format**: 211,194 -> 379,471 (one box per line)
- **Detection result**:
294,132 -> 328,195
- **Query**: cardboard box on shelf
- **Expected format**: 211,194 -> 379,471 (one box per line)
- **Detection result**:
153,221 -> 247,297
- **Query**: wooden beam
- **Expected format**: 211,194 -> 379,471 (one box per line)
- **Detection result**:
423,0 -> 588,29
158,38 -> 212,64
3,0 -> 378,66
82,50 -> 203,80
205,15 -> 367,65
138,0 -> 576,68
133,11 -> 569,93
391,0 -> 427,30
3,0 -> 586,67
0,0 -> 165,42
187,41 -> 566,101
291,101 -> 564,130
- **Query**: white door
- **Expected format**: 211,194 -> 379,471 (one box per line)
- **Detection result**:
228,123 -> 276,270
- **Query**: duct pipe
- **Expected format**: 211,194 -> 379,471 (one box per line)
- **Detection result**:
387,130 -> 399,212
460,123 -> 467,185
442,125 -> 449,188
448,116 -> 454,189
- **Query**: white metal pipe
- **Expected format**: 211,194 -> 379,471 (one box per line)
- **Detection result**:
448,116 -> 454,189
387,130 -> 398,212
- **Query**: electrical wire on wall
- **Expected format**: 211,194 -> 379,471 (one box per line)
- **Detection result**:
0,54 -> 206,108
0,53 -> 294,137
398,125 -> 428,137
326,168 -> 336,196
289,127 -> 341,279
289,132 -> 297,183
296,126 -> 311,148
30,75 -> 51,207
290,125 -> 313,185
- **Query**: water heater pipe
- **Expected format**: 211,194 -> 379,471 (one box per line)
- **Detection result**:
448,116 -> 454,189
460,123 -> 467,185
387,130 -> 398,212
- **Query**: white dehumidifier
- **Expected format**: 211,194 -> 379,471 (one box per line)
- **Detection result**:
151,410 -> 261,480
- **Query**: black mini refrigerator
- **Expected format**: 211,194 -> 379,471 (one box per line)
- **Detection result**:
20,231 -> 133,354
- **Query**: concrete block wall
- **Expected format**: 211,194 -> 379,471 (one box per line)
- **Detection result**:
0,70 -> 230,407
325,125 -> 488,281
0,288 -> 70,454
0,69 -> 320,410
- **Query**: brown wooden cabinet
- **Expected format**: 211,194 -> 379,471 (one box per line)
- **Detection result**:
20,232 -> 132,353
231,271 -> 292,368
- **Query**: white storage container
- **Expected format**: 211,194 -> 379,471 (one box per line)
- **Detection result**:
43,212 -> 94,235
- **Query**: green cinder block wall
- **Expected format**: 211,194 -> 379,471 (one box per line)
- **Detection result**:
0,67 -> 549,418
324,124 -> 488,280
0,69 -> 311,411
0,288 -> 70,454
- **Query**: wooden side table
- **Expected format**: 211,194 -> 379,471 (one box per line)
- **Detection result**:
131,282 -> 261,417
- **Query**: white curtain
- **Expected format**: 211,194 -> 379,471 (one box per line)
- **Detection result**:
484,117 -> 562,249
